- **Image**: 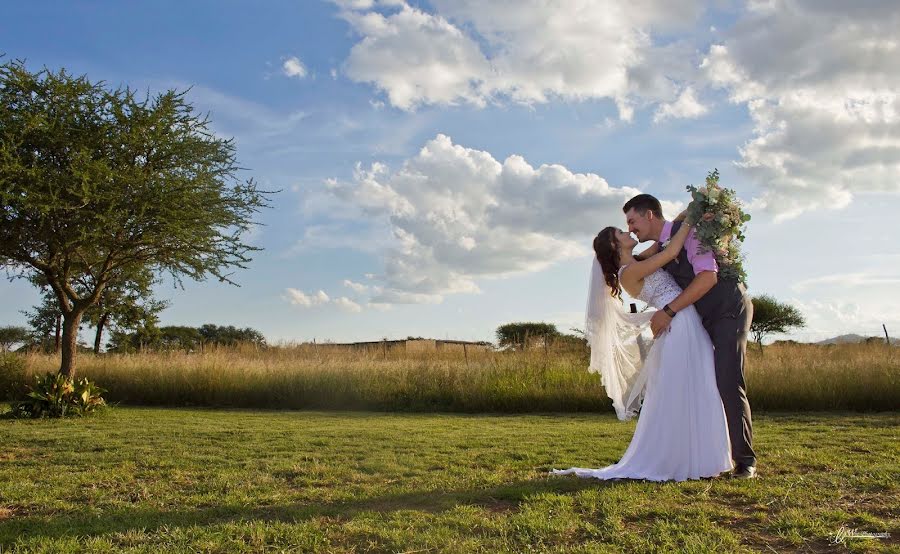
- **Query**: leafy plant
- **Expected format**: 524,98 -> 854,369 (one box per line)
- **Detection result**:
9,372 -> 107,418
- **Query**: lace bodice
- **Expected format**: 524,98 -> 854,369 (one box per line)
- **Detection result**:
620,266 -> 682,309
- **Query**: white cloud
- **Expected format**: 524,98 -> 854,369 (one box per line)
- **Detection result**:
338,4 -> 491,110
700,1 -> 900,219
653,86 -> 708,123
792,272 -> 900,292
326,133 -> 656,305
282,56 -> 308,79
332,1 -> 900,220
334,0 -> 704,115
284,288 -> 366,313
327,1 -> 900,222
341,0 -> 373,8
343,279 -> 371,293
334,296 -> 363,312
285,288 -> 330,307
785,297 -> 900,343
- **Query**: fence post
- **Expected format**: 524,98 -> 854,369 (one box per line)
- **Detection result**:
463,343 -> 469,368
884,324 -> 891,345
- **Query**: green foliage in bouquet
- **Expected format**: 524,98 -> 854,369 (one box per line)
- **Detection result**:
685,169 -> 751,284
8,372 -> 107,418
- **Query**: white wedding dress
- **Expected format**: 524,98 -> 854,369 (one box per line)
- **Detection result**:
551,267 -> 733,482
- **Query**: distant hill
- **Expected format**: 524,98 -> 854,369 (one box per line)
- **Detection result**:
815,334 -> 883,345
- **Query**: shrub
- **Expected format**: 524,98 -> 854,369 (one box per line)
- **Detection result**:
8,372 -> 107,418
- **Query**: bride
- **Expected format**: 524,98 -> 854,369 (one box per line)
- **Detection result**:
551,212 -> 733,482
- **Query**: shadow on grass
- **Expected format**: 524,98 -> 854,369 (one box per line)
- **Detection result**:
0,476 -> 628,545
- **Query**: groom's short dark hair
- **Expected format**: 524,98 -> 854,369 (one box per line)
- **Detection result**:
623,194 -> 663,219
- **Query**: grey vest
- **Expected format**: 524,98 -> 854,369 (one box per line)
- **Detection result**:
662,220 -> 748,322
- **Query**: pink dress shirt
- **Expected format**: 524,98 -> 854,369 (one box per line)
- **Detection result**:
659,220 -> 718,276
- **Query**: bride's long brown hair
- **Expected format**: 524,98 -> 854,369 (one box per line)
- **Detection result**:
593,227 -> 622,299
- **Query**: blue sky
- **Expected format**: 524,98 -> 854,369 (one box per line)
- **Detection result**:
2,1 -> 899,345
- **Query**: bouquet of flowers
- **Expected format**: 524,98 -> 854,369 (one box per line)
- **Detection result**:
684,169 -> 751,284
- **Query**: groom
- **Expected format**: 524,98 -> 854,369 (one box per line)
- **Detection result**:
623,194 -> 757,479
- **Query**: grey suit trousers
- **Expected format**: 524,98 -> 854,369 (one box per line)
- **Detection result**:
702,293 -> 757,467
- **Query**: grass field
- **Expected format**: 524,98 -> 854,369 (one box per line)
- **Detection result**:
1,407 -> 897,552
3,341 -> 898,412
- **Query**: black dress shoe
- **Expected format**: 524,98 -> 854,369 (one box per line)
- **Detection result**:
732,464 -> 757,479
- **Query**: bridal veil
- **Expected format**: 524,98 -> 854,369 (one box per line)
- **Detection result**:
585,257 -> 654,420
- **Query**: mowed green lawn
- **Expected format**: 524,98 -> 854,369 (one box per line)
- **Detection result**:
1,408 -> 897,553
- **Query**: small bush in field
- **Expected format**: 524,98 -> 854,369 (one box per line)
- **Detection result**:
8,372 -> 107,418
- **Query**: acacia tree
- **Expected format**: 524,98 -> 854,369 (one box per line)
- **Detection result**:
83,265 -> 168,353
750,295 -> 806,351
496,322 -> 559,350
106,311 -> 164,354
20,285 -> 64,353
20,268 -> 165,354
157,326 -> 203,352
0,60 -> 275,377
197,323 -> 266,347
0,325 -> 30,352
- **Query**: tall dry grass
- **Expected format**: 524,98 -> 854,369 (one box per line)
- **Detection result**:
2,341 -> 897,412
745,342 -> 898,411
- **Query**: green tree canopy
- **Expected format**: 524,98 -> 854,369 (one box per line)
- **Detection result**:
0,325 -> 30,352
105,311 -> 163,354
496,322 -> 559,349
107,323 -> 265,353
0,60 -> 276,376
83,265 -> 168,353
750,295 -> 806,349
198,324 -> 266,347
158,326 -> 203,351
20,287 -> 63,353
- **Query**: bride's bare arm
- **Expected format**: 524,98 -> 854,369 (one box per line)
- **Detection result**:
621,222 -> 693,282
633,241 -> 659,261
635,209 -> 690,260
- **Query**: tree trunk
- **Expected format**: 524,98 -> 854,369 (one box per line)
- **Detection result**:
59,310 -> 84,378
93,312 -> 110,354
54,314 -> 61,354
